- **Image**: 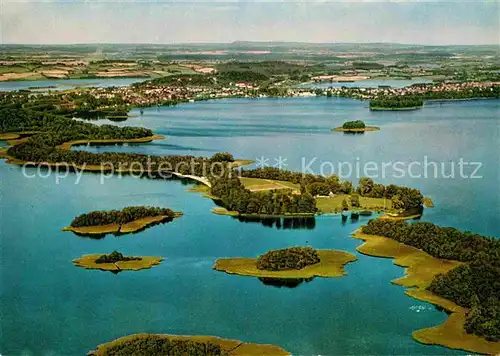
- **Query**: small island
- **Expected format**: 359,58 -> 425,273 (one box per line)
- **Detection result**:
62,206 -> 183,236
88,333 -> 290,356
73,251 -> 163,272
332,120 -> 380,132
213,246 -> 357,279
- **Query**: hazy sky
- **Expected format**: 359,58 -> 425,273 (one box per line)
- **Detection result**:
2,0 -> 499,45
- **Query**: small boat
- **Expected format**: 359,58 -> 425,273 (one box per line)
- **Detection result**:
359,210 -> 373,216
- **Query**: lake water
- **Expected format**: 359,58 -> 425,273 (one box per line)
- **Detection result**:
305,78 -> 433,89
0,78 -> 430,92
1,97 -> 499,355
0,78 -> 147,92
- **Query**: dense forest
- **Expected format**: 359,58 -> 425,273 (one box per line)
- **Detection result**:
88,335 -> 222,356
209,152 -> 234,162
210,169 -> 317,215
362,219 -> 500,341
257,247 -> 321,271
70,206 -> 177,227
342,120 -> 366,129
95,251 -> 141,264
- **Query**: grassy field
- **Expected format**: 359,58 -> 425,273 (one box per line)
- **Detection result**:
316,195 -> 392,214
0,60 -> 201,81
0,65 -> 31,74
239,177 -> 300,192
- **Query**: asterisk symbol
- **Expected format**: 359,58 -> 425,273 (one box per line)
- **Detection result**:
255,156 -> 269,168
274,156 -> 288,169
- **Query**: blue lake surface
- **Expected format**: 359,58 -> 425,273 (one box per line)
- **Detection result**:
1,96 -> 499,355
0,77 -> 147,92
305,78 -> 433,89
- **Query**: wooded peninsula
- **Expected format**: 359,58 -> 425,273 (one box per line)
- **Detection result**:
358,219 -> 500,353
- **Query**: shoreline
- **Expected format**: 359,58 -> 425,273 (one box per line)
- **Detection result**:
213,249 -> 357,279
211,207 -> 316,218
56,134 -> 165,150
351,230 -> 500,355
88,333 -> 289,356
332,126 -> 380,132
370,106 -> 422,111
62,213 -> 182,236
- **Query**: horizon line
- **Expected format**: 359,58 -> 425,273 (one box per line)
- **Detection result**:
2,41 -> 499,47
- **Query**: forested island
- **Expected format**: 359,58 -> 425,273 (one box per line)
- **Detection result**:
73,251 -> 163,272
257,246 -> 320,270
88,333 -> 289,356
332,120 -> 379,132
213,246 -> 357,279
357,219 -> 500,353
63,206 -> 182,235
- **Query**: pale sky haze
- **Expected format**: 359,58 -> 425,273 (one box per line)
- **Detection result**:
2,0 -> 499,45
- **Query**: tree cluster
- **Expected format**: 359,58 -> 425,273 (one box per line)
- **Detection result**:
256,247 -> 321,271
357,178 -> 423,210
70,206 -> 176,227
95,251 -> 141,264
342,120 -> 366,129
209,152 -> 234,162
